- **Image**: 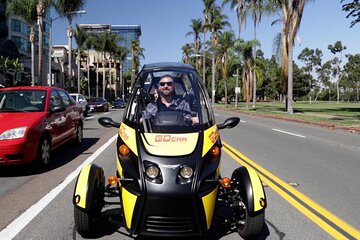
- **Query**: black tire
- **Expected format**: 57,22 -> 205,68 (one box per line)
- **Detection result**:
237,209 -> 265,239
74,167 -> 104,237
37,136 -> 51,166
74,207 -> 96,237
74,124 -> 83,145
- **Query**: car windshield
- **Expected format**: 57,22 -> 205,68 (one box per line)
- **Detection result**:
0,89 -> 46,112
124,68 -> 214,133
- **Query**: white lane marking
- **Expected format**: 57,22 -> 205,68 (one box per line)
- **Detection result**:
0,134 -> 118,240
240,120 -> 246,123
272,128 -> 306,138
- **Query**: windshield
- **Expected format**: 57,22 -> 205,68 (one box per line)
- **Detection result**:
90,97 -> 104,102
124,68 -> 214,133
0,89 -> 46,112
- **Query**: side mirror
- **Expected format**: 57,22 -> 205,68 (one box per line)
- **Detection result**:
51,106 -> 66,113
98,117 -> 120,128
217,117 -> 240,130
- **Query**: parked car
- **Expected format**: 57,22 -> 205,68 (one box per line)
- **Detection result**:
70,93 -> 89,116
0,86 -> 84,166
88,97 -> 110,112
112,98 -> 127,109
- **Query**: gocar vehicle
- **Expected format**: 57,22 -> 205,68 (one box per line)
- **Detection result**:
73,62 -> 266,238
0,86 -> 84,166
88,97 -> 109,112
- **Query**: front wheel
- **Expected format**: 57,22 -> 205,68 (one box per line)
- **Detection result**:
237,208 -> 265,239
74,207 -> 96,237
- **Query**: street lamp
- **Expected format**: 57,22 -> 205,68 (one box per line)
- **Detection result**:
232,64 -> 241,109
48,10 -> 87,87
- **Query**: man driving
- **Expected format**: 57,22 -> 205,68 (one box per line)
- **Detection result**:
143,75 -> 199,125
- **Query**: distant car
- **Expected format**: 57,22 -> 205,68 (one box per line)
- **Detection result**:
112,98 -> 127,109
0,86 -> 84,166
70,93 -> 89,116
88,97 -> 110,112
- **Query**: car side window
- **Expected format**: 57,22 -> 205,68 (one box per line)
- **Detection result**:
50,91 -> 63,110
58,90 -> 73,107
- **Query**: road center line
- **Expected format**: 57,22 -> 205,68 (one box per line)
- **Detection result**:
0,134 -> 118,240
272,128 -> 306,138
222,141 -> 360,239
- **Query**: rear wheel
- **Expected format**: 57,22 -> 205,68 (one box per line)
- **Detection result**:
74,124 -> 83,145
37,136 -> 51,166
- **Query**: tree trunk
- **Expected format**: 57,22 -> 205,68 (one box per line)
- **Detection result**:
68,17 -> 73,86
77,48 -> 81,93
30,27 -> 35,86
287,40 -> 294,115
87,50 -> 90,97
102,59 -> 106,98
37,0 -> 44,85
96,53 -> 99,97
252,23 -> 257,109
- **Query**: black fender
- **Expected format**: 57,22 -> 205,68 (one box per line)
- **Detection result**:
73,164 -> 105,213
231,166 -> 266,215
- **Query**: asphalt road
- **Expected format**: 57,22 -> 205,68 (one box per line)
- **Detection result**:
0,109 -> 359,239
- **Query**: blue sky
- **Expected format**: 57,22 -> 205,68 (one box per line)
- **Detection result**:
52,0 -> 360,66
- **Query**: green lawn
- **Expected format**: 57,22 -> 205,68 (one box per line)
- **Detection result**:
214,101 -> 360,127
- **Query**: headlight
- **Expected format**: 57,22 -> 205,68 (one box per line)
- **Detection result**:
145,165 -> 160,179
0,127 -> 27,140
180,166 -> 193,179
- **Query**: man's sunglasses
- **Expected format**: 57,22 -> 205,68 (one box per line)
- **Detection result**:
159,82 -> 174,87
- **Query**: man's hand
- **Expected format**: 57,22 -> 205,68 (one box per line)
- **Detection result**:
191,116 -> 199,125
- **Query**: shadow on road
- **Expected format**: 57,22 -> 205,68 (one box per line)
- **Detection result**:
0,137 -> 100,177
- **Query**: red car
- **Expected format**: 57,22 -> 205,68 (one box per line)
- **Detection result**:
0,86 -> 84,166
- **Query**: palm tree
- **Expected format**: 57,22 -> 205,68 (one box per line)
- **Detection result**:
328,41 -> 346,104
83,33 -> 95,97
186,18 -> 203,71
269,0 -> 308,114
130,40 -> 145,87
54,0 -> 86,86
235,39 -> 259,109
207,4 -> 231,102
222,0 -> 247,38
202,0 -> 216,85
217,31 -> 235,106
74,24 -> 88,93
6,0 -> 37,86
223,0 -> 265,108
113,46 -> 128,99
248,0 -> 265,109
181,43 -> 194,64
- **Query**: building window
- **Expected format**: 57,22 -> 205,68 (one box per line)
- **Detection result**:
11,36 -> 28,52
11,19 -> 21,32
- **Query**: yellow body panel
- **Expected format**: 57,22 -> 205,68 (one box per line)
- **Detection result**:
116,155 -> 123,178
201,187 -> 218,230
74,165 -> 92,209
119,123 -> 138,156
122,187 -> 138,229
202,125 -> 219,157
247,167 -> 266,212
141,132 -> 199,156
